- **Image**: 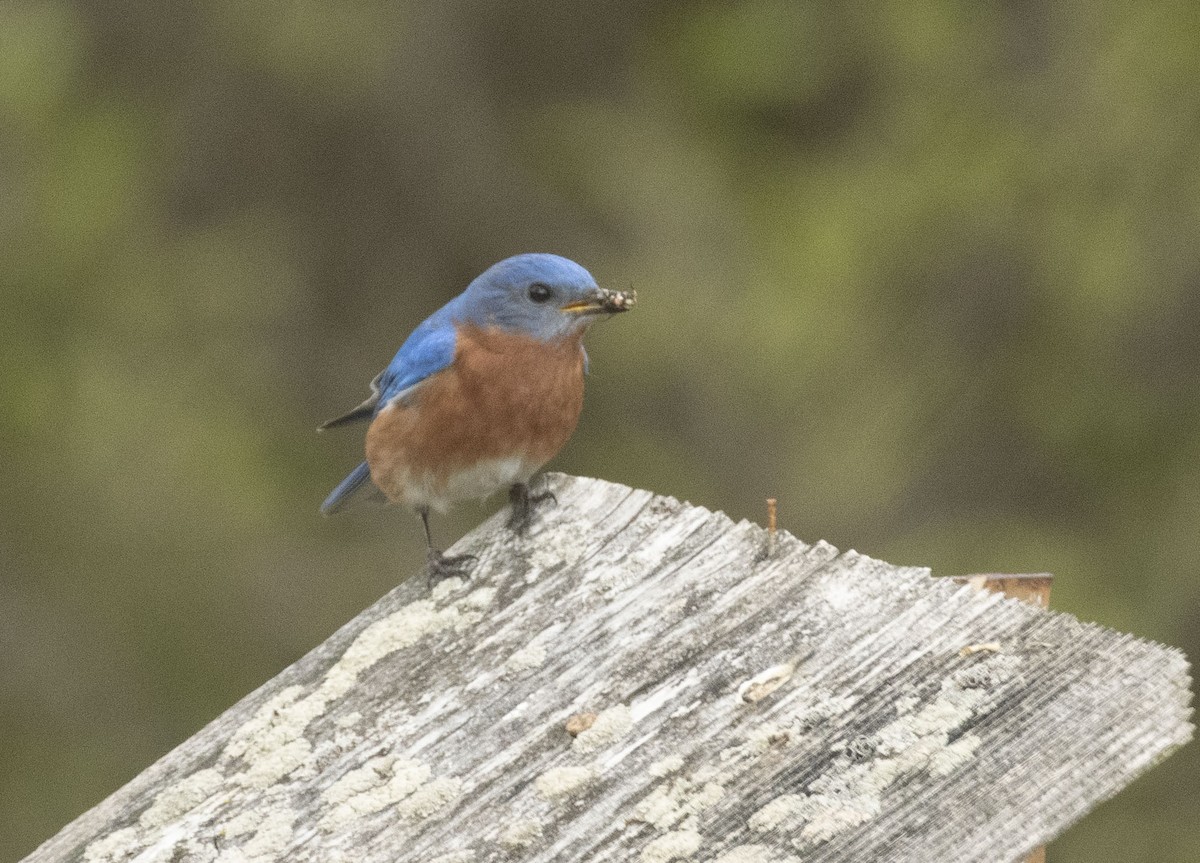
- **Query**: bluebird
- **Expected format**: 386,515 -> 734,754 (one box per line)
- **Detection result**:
319,253 -> 636,579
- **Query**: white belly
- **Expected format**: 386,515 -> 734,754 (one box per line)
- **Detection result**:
400,454 -> 539,513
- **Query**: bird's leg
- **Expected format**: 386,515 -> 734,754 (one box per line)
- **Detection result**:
419,506 -> 476,583
507,482 -> 557,534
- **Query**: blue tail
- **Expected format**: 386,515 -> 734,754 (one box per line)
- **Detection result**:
321,461 -> 376,515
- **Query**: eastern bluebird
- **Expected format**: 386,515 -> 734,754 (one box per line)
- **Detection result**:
319,253 -> 636,579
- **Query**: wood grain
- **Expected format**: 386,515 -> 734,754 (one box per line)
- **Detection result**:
22,475 -> 1193,863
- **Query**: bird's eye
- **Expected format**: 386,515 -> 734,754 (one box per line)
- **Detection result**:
527,282 -> 553,304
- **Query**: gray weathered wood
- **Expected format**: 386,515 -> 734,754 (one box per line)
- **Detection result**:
22,474 -> 1193,863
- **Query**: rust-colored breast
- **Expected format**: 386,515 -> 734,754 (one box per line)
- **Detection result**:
365,325 -> 586,504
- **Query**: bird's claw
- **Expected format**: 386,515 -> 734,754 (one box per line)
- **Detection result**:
507,483 -> 557,534
426,549 -> 477,585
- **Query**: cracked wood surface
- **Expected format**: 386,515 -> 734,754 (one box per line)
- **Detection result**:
22,474 -> 1194,863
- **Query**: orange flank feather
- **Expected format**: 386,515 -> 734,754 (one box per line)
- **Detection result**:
365,325 -> 586,511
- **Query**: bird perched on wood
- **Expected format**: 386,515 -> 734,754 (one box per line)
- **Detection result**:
319,253 -> 636,579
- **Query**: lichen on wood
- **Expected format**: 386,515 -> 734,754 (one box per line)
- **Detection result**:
22,474 -> 1193,863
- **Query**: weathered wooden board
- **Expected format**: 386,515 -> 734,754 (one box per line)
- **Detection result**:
22,474 -> 1193,863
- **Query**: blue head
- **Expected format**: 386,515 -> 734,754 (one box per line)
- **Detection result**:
454,253 -> 635,342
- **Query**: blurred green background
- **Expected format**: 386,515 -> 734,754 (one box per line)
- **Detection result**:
2,0 -> 1197,860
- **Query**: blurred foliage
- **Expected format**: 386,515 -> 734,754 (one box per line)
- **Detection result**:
2,1 -> 1198,860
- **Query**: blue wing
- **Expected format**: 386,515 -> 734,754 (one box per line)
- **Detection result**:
320,314 -> 459,514
374,315 -> 458,411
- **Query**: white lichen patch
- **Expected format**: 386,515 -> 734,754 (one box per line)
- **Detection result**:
83,826 -> 139,863
714,692 -> 856,779
225,809 -> 296,862
395,776 -> 462,819
748,794 -> 807,832
431,577 -> 467,601
534,765 -> 596,799
635,776 -> 725,829
138,768 -> 223,829
649,755 -> 684,777
455,610 -> 486,633
320,598 -> 480,702
573,704 -> 633,753
875,657 -> 1018,759
217,807 -> 267,839
461,586 -> 497,610
499,817 -> 543,848
525,522 -> 590,572
221,685 -> 327,788
712,720 -> 794,778
741,722 -> 792,755
237,737 -> 313,788
332,711 -> 366,750
879,697 -> 973,750
799,792 -> 881,842
792,693 -> 857,731
224,687 -> 311,762
745,759 -> 919,841
321,756 -> 431,826
324,756 -> 424,805
216,590 -> 494,793
505,637 -> 549,674
635,788 -> 678,828
639,829 -> 702,862
929,733 -> 982,776
746,654 -> 1018,845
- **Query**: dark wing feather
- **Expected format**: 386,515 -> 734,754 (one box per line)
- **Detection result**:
317,372 -> 384,431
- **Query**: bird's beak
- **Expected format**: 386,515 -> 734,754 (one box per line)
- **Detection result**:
560,287 -> 638,316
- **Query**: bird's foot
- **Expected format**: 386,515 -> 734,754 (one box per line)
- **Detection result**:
426,548 -> 477,585
507,482 -> 557,535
